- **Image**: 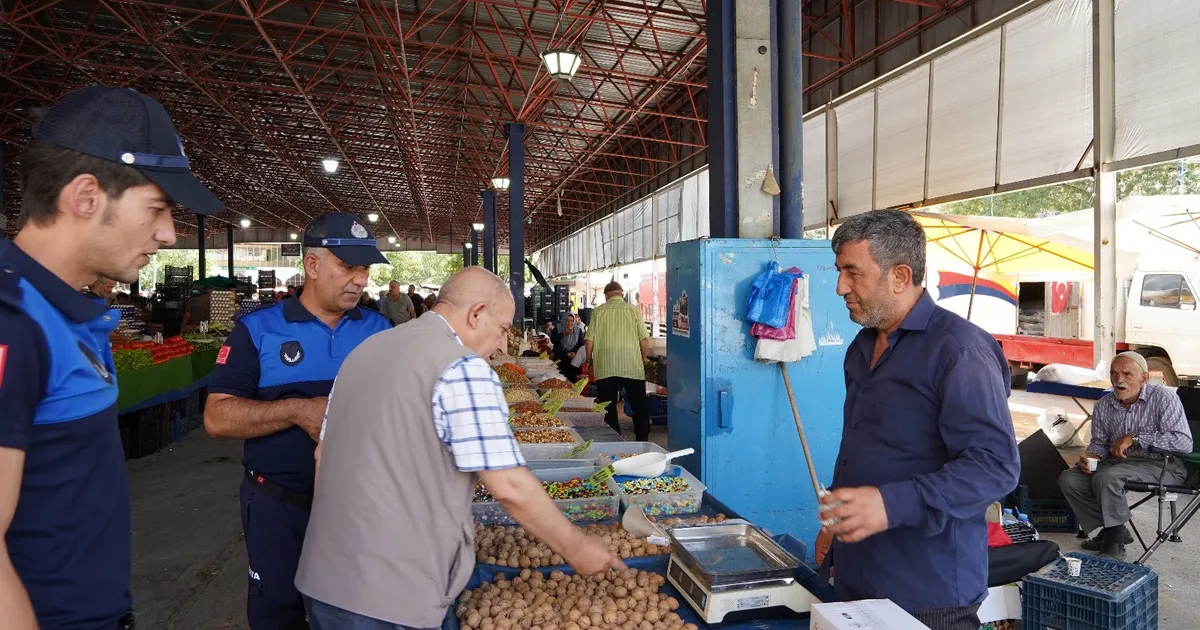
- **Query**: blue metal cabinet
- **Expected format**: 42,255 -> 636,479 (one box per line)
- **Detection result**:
665,238 -> 859,550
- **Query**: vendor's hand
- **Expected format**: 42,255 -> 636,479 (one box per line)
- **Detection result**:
1111,434 -> 1135,459
1078,455 -> 1096,475
564,533 -> 627,577
819,486 -> 889,544
294,397 -> 329,441
814,528 -> 834,568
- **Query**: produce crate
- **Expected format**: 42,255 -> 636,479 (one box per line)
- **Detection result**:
1008,485 -> 1078,533
119,423 -> 131,461
170,410 -> 189,442
472,466 -> 619,526
127,407 -> 163,459
1022,552 -> 1157,630
622,394 -> 668,425
616,467 -> 705,518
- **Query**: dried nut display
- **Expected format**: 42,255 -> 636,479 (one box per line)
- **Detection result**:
456,568 -> 696,630
510,401 -> 548,413
475,523 -> 671,568
652,514 -> 729,528
505,388 -> 539,403
538,378 -> 573,390
514,429 -> 576,444
510,413 -> 567,428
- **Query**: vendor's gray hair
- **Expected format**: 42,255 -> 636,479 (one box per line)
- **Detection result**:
1113,351 -> 1148,373
830,209 -> 926,285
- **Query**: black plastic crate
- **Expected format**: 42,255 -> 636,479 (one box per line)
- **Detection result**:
1023,552 -> 1157,630
1008,485 -> 1078,533
127,407 -> 162,459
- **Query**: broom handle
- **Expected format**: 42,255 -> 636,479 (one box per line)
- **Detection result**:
779,362 -> 824,500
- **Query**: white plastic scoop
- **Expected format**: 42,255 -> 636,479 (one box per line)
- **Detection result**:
611,448 -> 694,478
622,505 -> 669,543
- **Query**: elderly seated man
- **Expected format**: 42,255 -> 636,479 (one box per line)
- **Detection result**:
1059,352 -> 1193,558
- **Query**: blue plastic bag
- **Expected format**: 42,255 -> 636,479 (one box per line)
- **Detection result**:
746,263 -> 801,328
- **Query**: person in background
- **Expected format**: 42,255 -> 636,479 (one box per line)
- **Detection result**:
408,284 -> 425,317
357,291 -> 378,312
297,267 -> 624,629
819,209 -> 1019,630
554,313 -> 586,381
1059,352 -> 1192,558
585,282 -> 652,441
424,293 -> 437,314
82,276 -> 116,305
379,280 -> 416,327
204,212 -> 390,629
0,84 -> 223,630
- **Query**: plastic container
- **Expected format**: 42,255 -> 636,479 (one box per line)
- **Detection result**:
1009,485 -> 1079,533
511,427 -> 582,445
472,466 -> 619,526
556,396 -> 597,410
616,466 -> 705,518
589,441 -> 668,465
556,411 -> 608,428
1022,552 -> 1158,630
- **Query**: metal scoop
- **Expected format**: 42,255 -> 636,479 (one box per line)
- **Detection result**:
611,448 -> 695,478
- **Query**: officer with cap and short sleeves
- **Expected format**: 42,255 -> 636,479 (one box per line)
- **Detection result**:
0,86 -> 223,629
204,212 -> 390,629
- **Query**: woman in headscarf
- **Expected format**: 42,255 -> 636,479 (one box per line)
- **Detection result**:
554,313 -> 587,381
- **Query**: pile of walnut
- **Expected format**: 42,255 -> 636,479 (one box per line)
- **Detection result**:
476,524 -> 670,568
456,568 -> 698,630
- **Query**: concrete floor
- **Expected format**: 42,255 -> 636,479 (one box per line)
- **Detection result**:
129,393 -> 1196,628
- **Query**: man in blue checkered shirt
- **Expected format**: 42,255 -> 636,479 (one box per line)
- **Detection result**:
299,268 -> 624,629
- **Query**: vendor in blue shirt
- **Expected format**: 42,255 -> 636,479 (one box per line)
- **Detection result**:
204,212 -> 389,630
0,85 -> 223,629
819,209 -> 1019,630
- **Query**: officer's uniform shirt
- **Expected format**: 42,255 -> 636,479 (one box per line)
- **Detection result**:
0,240 -> 131,628
209,297 -> 389,491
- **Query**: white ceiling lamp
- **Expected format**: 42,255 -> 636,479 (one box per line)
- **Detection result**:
240,218 -> 251,228
322,158 -> 339,173
367,212 -> 379,223
491,177 -> 510,190
289,232 -> 298,240
541,48 -> 583,81
387,235 -> 397,244
472,222 -> 485,232
464,241 -> 474,249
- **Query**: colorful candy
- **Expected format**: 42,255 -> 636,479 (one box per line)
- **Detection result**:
542,478 -> 611,500
619,476 -> 691,495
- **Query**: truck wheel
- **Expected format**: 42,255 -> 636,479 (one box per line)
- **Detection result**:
1146,356 -> 1179,387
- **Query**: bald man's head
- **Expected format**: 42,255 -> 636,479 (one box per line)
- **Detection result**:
435,267 -> 514,358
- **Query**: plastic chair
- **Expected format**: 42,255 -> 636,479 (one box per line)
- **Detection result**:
1122,387 -> 1200,565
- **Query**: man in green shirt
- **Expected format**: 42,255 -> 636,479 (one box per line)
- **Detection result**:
584,282 -> 651,440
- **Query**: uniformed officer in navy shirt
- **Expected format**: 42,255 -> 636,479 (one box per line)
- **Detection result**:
0,86 -> 223,629
204,212 -> 390,630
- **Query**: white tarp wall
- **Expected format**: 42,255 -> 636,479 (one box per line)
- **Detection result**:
802,0 -> 1200,229
533,169 -> 709,278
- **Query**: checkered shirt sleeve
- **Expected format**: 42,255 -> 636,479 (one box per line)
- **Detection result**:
432,355 -> 526,472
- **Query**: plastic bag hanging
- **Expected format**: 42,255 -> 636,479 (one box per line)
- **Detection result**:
745,263 -> 802,328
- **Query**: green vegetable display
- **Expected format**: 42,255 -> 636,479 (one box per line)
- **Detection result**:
113,349 -> 153,373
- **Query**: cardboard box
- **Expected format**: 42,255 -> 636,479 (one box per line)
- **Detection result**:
810,600 -> 930,630
977,584 -> 1022,623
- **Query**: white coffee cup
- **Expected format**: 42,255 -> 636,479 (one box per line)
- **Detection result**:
1087,458 -> 1098,472
1065,557 -> 1082,577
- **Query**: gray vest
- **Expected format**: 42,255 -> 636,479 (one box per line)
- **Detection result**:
296,312 -> 476,626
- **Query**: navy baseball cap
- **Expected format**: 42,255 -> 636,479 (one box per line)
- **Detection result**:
32,85 -> 223,215
302,212 -> 388,266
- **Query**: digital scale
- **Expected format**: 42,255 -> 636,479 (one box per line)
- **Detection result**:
666,521 -> 821,624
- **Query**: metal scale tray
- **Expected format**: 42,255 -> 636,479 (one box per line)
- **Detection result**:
667,522 -> 801,589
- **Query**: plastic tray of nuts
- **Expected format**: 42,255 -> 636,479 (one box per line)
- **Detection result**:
555,410 -> 609,428
589,441 -> 668,465
472,466 -> 620,526
511,427 -> 582,445
519,443 -> 595,463
616,467 -> 706,518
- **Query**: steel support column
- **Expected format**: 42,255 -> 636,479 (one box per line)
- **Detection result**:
1092,0 -> 1117,366
471,231 -> 479,267
462,243 -> 470,268
482,190 -> 496,273
779,0 -> 804,239
226,223 -> 235,281
706,0 -> 737,238
508,122 -> 526,324
197,214 -> 206,279
825,105 -> 839,232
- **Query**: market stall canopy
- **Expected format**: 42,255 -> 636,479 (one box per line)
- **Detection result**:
908,212 -> 1094,318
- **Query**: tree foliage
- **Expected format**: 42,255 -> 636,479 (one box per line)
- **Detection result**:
931,160 -> 1200,219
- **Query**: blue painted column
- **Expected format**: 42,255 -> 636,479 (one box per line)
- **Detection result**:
507,122 -> 526,323
197,214 -> 206,279
706,0 -> 737,238
779,0 -> 805,238
482,190 -> 496,272
226,223 -> 235,280
471,231 -> 479,266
